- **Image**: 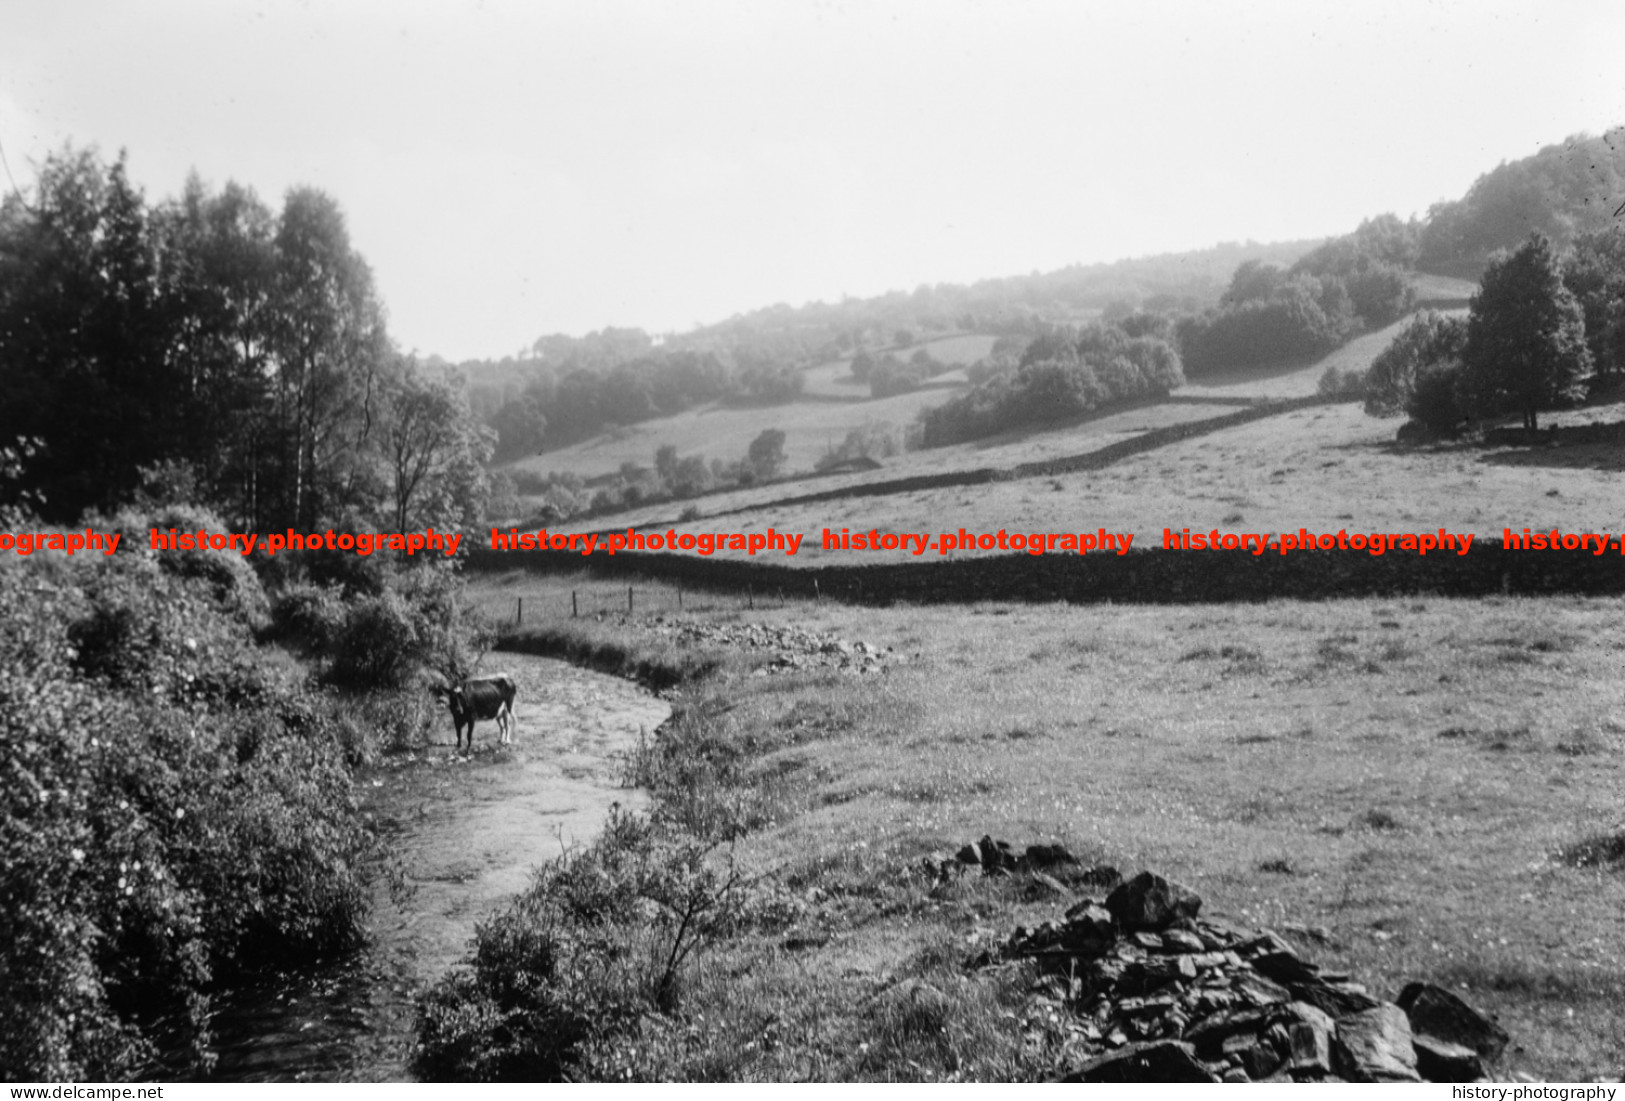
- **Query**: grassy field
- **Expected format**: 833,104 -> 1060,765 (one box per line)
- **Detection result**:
506,379 -> 966,486
799,333 -> 1000,397
563,397 -> 1624,566
465,571 -> 1625,1080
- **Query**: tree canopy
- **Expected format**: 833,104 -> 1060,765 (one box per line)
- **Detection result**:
1462,234 -> 1591,430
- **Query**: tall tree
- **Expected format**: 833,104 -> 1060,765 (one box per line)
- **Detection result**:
269,188 -> 391,529
0,149 -> 178,519
1463,234 -> 1591,430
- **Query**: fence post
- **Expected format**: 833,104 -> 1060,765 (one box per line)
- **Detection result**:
628,585 -> 634,615
572,590 -> 578,618
516,597 -> 523,625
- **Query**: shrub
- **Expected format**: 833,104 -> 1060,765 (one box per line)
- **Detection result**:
0,556 -> 370,1079
1318,364 -> 1368,399
413,809 -> 738,1081
1406,359 -> 1469,436
97,503 -> 271,628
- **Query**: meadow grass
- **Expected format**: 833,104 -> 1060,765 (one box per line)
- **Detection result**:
468,571 -> 1625,1079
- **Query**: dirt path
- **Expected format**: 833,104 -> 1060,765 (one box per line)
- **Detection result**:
210,653 -> 669,1082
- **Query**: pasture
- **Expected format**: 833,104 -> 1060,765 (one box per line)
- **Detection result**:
568,396 -> 1624,566
468,571 -> 1625,1079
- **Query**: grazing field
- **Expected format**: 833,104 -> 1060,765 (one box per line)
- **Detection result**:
573,398 -> 1624,566
505,380 -> 967,486
800,333 -> 1000,397
466,571 -> 1625,1080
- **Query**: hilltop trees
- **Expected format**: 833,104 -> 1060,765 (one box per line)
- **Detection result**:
1462,234 -> 1590,430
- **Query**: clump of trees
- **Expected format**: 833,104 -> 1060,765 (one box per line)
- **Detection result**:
1364,232 -> 1606,436
0,148 -> 493,534
1177,216 -> 1421,377
918,321 -> 1183,446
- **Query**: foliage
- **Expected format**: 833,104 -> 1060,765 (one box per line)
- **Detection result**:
1420,128 -> 1625,276
320,566 -> 491,690
1363,311 -> 1468,417
919,322 -> 1183,446
1406,360 -> 1469,436
0,147 -> 489,539
1462,234 -> 1591,430
1316,364 -> 1367,399
745,429 -> 787,482
1179,272 -> 1358,375
0,554 -> 370,1079
1561,226 -> 1625,382
815,420 -> 907,471
413,808 -> 739,1082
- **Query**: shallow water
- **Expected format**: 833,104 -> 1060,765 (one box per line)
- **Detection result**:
207,654 -> 670,1082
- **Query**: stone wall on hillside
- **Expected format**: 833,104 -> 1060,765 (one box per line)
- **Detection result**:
467,540 -> 1625,605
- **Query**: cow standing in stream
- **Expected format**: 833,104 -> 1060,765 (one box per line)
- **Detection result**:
437,673 -> 519,752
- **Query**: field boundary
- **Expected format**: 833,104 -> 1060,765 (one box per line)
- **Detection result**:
466,539 -> 1625,604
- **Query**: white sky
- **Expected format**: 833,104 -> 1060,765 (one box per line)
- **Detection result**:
2,1 -> 1622,361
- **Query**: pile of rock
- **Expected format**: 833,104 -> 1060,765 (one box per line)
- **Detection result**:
642,616 -> 891,675
951,842 -> 1508,1083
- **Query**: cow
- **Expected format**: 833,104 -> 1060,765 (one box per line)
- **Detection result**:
436,672 -> 519,752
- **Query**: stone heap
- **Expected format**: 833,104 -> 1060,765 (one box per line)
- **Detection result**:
641,616 -> 891,675
951,841 -> 1509,1083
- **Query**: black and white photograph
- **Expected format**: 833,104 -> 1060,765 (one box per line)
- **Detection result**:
2,0 -> 1623,1086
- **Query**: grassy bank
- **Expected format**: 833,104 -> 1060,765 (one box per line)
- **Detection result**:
421,573 -> 1625,1080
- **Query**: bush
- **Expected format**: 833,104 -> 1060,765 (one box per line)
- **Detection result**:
268,581 -> 348,653
1318,364 -> 1368,399
1406,359 -> 1469,436
97,503 -> 271,628
323,567 -> 490,690
0,556 -> 370,1079
413,809 -> 738,1081
1364,311 -> 1468,418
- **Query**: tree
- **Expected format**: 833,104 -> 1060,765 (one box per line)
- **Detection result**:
1462,234 -> 1591,430
1562,227 -> 1625,382
269,187 -> 392,529
380,362 -> 494,533
745,428 -> 787,481
1363,311 -> 1467,417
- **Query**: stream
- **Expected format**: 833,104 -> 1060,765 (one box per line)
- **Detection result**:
206,653 -> 671,1082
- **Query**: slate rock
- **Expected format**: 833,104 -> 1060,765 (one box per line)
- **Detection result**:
1106,871 -> 1203,932
1334,1004 -> 1421,1082
1056,1040 -> 1219,1083
1413,1034 -> 1486,1083
1024,842 -> 1080,869
1396,982 -> 1509,1062
1287,1020 -> 1334,1077
1289,980 -> 1382,1020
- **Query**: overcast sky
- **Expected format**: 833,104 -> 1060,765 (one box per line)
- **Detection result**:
2,1 -> 1622,361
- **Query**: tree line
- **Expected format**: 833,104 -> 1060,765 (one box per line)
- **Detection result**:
1176,214 -> 1420,376
0,147 -> 492,534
